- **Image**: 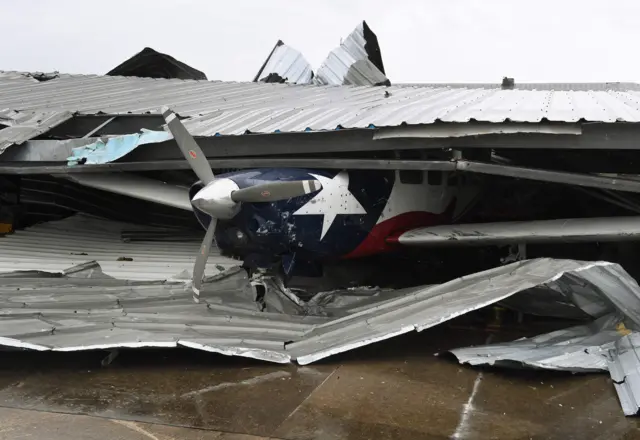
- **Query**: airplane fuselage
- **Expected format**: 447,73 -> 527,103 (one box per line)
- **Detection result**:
190,167 -> 479,274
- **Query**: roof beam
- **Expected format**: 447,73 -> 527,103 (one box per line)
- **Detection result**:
3,157 -> 639,196
83,116 -> 116,138
373,123 -> 582,139
0,158 -> 457,175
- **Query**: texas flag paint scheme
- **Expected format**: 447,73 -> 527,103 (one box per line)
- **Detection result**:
189,167 -> 472,273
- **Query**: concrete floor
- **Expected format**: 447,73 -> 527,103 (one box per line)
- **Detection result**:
1,321 -> 639,440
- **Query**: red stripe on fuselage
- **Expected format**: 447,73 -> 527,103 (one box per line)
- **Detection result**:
343,209 -> 452,259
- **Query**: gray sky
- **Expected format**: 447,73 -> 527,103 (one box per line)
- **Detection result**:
2,0 -> 639,83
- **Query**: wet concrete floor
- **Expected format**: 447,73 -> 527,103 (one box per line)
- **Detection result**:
1,318 -> 639,440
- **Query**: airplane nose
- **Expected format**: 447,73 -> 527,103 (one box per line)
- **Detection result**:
191,197 -> 210,213
191,178 -> 241,220
192,195 -> 233,219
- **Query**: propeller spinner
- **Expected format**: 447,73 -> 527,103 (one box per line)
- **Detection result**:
160,106 -> 322,301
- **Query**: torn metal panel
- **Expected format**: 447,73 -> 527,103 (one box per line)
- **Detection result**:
444,260 -> 640,417
253,41 -> 314,84
351,20 -> 386,75
315,21 -> 389,86
1,257 -> 637,368
66,130 -> 172,165
315,54 -> 389,86
449,313 -> 628,372
106,47 -> 207,81
0,110 -> 74,154
396,216 -> 640,246
0,138 -> 104,162
0,264 -> 327,363
287,259 -> 640,365
64,174 -> 192,211
0,214 -> 237,281
608,333 -> 640,415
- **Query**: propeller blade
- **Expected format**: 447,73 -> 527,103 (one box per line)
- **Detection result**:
161,106 -> 215,185
192,217 -> 217,302
230,180 -> 321,203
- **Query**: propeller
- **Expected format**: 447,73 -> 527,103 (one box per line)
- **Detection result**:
161,106 -> 322,300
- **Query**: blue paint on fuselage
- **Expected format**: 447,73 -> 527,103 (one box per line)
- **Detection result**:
189,168 -> 395,266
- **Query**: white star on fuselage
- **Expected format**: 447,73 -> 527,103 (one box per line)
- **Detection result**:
293,171 -> 366,240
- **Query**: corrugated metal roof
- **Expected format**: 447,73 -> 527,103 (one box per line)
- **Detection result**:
253,41 -> 314,85
0,214 -> 238,281
0,71 -> 38,82
396,82 -> 640,91
2,71 -> 640,138
0,109 -> 74,154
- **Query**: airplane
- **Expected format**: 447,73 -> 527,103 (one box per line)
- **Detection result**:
159,106 -> 640,301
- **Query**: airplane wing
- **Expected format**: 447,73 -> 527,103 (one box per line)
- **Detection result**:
391,216 -> 640,246
456,160 -> 640,194
65,173 -> 192,211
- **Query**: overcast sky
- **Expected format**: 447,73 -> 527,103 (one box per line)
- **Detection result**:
2,0 -> 638,84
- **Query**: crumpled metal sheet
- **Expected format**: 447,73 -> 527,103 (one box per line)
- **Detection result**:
66,129 -> 171,165
286,259 -> 638,365
0,109 -> 74,154
447,259 -> 640,373
0,264 -> 327,363
443,260 -> 640,417
0,137 -> 103,162
450,313 -> 629,372
315,21 -> 389,87
1,255 -> 636,367
253,41 -> 314,85
608,333 -> 640,416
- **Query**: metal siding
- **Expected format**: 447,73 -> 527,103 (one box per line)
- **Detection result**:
0,214 -> 238,281
3,72 -> 640,138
